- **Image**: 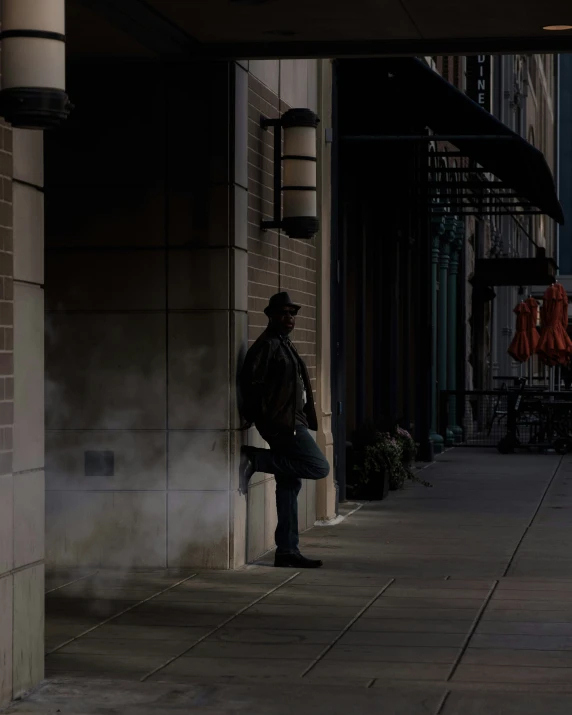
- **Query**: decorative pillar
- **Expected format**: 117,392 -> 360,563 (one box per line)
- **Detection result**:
439,215 -> 455,447
430,213 -> 445,453
447,218 -> 464,442
315,59 -> 336,522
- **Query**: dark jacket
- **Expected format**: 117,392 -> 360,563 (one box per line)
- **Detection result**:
239,327 -> 318,440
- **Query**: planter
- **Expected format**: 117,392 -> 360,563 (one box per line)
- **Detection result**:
361,469 -> 390,500
346,467 -> 390,501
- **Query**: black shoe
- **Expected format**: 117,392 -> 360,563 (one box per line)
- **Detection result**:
274,552 -> 323,569
239,446 -> 256,495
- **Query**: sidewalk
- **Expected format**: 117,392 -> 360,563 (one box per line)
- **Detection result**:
8,448 -> 572,715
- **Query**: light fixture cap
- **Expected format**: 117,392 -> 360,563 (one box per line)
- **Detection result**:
0,87 -> 71,129
281,108 -> 320,129
282,216 -> 319,240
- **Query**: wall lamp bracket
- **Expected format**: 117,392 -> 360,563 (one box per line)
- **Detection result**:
259,108 -> 320,240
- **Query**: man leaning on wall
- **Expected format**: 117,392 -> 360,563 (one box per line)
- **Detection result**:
239,292 -> 330,568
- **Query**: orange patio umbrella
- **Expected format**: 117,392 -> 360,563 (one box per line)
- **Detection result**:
508,302 -> 532,363
537,284 -> 572,366
525,296 -> 540,355
555,282 -> 571,332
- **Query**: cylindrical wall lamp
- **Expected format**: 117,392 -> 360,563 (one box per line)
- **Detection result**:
261,108 -> 320,240
0,0 -> 71,129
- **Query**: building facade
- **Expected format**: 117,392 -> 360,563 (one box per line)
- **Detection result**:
0,15 -> 337,703
470,55 -> 558,388
0,0 -> 563,704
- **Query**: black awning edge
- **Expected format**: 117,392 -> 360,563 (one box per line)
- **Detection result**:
473,256 -> 558,287
385,58 -> 564,225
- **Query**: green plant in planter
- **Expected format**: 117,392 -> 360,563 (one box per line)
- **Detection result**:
355,429 -> 431,491
397,426 -> 419,466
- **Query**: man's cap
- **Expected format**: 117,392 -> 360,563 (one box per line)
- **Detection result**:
264,292 -> 301,316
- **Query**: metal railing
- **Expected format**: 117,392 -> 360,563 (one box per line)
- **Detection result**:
439,387 -> 572,453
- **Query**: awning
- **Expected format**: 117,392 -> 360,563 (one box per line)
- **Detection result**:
473,255 -> 558,287
343,58 -> 564,224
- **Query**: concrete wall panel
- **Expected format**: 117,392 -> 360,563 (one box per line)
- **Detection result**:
46,313 -> 166,430
13,283 -> 44,473
13,471 -> 44,569
46,430 -> 167,491
168,430 -> 230,491
167,311 -> 230,431
167,490 -> 229,568
12,565 -> 44,698
46,491 -> 167,567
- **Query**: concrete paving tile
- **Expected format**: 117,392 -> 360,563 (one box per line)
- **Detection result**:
470,633 -> 572,650
361,607 -> 477,620
170,580 -> 281,593
260,592 -> 371,607
324,645 -> 458,663
47,588 -> 159,601
508,560 -> 572,578
45,654 -> 163,678
482,609 -> 572,622
113,611 -> 225,628
189,573 -> 286,585
54,638 -> 203,657
184,641 -> 324,659
86,572 -> 195,588
45,618 -> 101,638
339,631 -> 467,647
463,648 -> 572,667
11,680 -> 450,714
308,659 -> 450,681
369,596 -> 484,610
477,621 -> 572,636
209,628 -> 340,644
246,603 -> 360,618
80,625 -> 209,641
453,664 -> 572,684
153,591 -> 257,604
285,583 -> 382,596
135,601 -> 246,616
351,619 -> 473,633
46,598 -> 139,620
385,587 -> 490,599
397,579 -> 495,589
442,692 -> 572,714
148,656 -> 311,679
493,590 -> 572,602
289,576 -> 394,587
228,615 -> 350,631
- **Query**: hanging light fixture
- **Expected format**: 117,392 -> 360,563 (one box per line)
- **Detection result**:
261,108 -> 320,240
0,0 -> 71,129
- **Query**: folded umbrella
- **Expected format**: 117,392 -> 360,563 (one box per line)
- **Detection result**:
508,302 -> 531,363
537,284 -> 572,366
525,296 -> 540,355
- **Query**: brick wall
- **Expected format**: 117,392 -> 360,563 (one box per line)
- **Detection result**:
247,76 -> 318,394
0,121 -> 13,478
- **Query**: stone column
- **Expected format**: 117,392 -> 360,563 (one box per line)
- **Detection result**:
166,62 -> 250,570
430,213 -> 445,454
447,218 -> 464,442
315,59 -> 336,522
43,62 -> 248,572
439,215 -> 455,447
0,125 -> 45,705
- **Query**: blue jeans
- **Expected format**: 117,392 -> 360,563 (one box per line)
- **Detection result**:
252,425 -> 330,554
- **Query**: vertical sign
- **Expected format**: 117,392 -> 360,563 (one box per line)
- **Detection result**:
466,55 -> 491,112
